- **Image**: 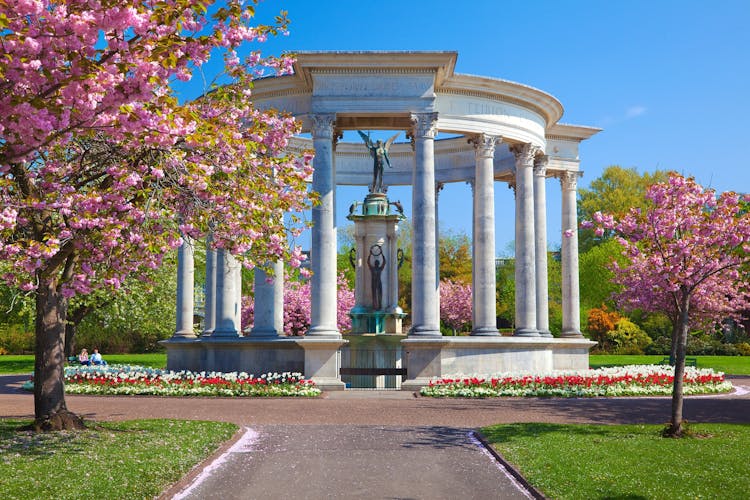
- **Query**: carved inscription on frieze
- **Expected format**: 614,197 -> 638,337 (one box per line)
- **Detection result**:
312,74 -> 434,98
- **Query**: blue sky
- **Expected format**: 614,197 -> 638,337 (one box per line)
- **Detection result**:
192,0 -> 750,253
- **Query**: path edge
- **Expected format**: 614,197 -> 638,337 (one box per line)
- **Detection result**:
471,430 -> 547,500
157,425 -> 246,500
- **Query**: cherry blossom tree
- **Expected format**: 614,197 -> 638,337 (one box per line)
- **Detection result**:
585,173 -> 750,436
0,0 -> 312,430
439,279 -> 473,334
242,273 -> 355,335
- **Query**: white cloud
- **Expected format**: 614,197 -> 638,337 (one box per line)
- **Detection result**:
625,105 -> 647,119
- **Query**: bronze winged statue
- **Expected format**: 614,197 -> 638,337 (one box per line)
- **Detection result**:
358,130 -> 399,193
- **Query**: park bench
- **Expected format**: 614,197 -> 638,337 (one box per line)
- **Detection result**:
660,356 -> 697,367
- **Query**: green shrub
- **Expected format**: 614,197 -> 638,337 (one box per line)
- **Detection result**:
636,312 -> 673,340
645,336 -> 671,355
606,318 -> 652,355
0,324 -> 34,354
736,342 -> 750,356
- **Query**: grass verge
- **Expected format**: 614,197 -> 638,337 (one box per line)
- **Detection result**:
0,418 -> 237,500
589,354 -> 750,375
0,353 -> 167,374
481,423 -> 750,500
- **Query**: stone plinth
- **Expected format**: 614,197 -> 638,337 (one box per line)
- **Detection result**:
400,336 -> 596,391
297,337 -> 348,390
161,337 -> 304,374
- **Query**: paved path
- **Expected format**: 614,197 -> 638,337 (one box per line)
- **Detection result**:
2,375 -> 749,499
169,425 -> 531,500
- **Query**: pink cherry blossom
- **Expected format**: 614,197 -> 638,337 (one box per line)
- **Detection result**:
440,279 -> 473,332
585,172 -> 750,435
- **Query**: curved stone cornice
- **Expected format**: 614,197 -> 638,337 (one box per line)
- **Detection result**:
438,73 -> 563,126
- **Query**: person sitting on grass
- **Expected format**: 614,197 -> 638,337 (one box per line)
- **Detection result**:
90,348 -> 107,366
78,348 -> 90,366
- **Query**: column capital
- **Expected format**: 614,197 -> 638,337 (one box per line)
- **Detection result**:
409,112 -> 438,139
510,142 -> 543,167
468,133 -> 501,159
559,170 -> 582,191
533,155 -> 549,177
310,113 -> 336,139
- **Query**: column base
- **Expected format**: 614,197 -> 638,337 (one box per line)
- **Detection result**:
211,330 -> 240,338
170,331 -> 197,340
560,329 -> 585,338
409,325 -> 442,337
247,327 -> 281,338
538,329 -> 553,338
514,327 -> 540,337
470,326 -> 500,336
306,325 -> 341,338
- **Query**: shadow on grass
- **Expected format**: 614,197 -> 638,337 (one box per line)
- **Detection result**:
480,422 -> 620,444
0,419 -> 91,458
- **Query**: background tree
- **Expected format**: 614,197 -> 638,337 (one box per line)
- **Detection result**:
242,273 -> 354,335
579,239 -> 626,310
439,279 -> 472,334
578,166 -> 668,252
587,173 -> 750,437
585,305 -> 622,350
0,0 -> 311,430
439,230 -> 472,284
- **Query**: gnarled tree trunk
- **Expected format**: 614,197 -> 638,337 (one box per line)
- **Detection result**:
34,277 -> 84,431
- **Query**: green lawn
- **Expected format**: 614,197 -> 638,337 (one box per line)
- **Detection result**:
0,353 -> 167,374
481,423 -> 750,500
0,418 -> 237,500
589,354 -> 750,375
3,353 -> 749,375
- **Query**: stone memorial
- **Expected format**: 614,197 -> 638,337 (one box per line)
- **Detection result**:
163,51 -> 600,390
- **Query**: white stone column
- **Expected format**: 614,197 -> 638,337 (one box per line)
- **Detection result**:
174,236 -> 195,338
234,260 -> 243,334
469,134 -> 500,336
534,155 -> 552,337
203,235 -> 217,335
409,112 -> 441,336
511,143 -> 540,337
560,171 -> 583,337
308,113 -> 340,337
213,249 -> 240,337
250,260 -> 284,337
435,182 -> 444,321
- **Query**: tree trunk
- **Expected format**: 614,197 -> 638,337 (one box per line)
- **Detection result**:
33,278 -> 85,431
669,321 -> 679,364
666,290 -> 690,437
64,305 -> 92,358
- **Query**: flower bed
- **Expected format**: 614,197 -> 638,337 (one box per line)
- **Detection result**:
24,365 -> 321,397
420,365 -> 733,398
